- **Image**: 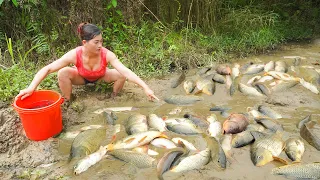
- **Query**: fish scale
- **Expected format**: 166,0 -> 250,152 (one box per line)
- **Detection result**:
272,163 -> 320,179
252,133 -> 284,156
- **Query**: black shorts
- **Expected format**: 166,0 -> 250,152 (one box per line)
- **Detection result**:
84,78 -> 98,84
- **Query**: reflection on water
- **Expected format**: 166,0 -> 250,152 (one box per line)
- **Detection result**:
59,43 -> 320,180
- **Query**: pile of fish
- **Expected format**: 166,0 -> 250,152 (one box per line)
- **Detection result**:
62,56 -> 320,179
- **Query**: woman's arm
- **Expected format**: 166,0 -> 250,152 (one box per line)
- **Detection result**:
15,49 -> 76,100
107,51 -> 159,101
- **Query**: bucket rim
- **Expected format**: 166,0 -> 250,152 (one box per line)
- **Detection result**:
13,90 -> 63,112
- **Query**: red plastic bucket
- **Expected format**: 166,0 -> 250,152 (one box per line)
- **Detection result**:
13,90 -> 64,141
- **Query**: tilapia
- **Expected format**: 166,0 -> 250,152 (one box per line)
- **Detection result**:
223,113 -> 249,134
125,114 -> 148,135
151,138 -> 177,149
239,83 -> 264,97
257,75 -> 273,83
299,78 -> 319,94
272,163 -> 320,179
258,105 -> 282,119
264,61 -> 275,72
166,120 -> 203,135
184,113 -> 209,129
148,114 -> 166,132
300,121 -> 320,151
275,61 -> 288,73
171,72 -> 186,88
109,149 -> 157,168
164,95 -> 203,105
196,78 -> 216,95
243,64 -> 265,75
157,148 -> 185,180
172,138 -> 198,152
170,148 -> 211,172
284,138 -> 305,162
297,114 -> 312,129
183,80 -> 196,94
245,124 -> 265,132
254,117 -> 283,132
204,135 -> 227,169
253,83 -> 271,96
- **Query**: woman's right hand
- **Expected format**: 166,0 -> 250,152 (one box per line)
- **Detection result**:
15,88 -> 34,101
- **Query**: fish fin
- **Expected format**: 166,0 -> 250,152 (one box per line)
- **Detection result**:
106,144 -> 113,152
193,89 -> 203,95
138,136 -> 148,143
272,156 -> 288,165
292,161 -> 301,164
159,132 -> 169,139
124,137 -> 136,144
162,116 -> 168,120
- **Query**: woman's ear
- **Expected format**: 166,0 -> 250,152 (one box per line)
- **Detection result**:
82,40 -> 87,45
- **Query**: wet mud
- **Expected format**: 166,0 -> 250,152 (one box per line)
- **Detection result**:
1,42 -> 320,180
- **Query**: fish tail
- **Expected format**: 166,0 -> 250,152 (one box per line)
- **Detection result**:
160,132 -> 169,139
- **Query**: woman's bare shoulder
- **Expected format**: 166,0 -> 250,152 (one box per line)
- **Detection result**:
60,48 -> 78,64
105,48 -> 117,62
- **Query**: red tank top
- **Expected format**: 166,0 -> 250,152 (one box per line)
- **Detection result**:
75,46 -> 108,82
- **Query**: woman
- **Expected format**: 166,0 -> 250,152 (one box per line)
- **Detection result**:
15,23 -> 159,102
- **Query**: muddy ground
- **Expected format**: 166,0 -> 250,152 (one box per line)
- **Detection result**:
0,41 -> 320,180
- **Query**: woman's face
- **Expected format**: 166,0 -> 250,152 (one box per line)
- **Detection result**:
83,34 -> 103,54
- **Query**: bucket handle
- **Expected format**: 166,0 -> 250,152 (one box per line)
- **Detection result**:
59,97 -> 65,104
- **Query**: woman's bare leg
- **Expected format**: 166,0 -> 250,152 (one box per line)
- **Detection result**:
57,67 -> 85,100
101,69 -> 126,96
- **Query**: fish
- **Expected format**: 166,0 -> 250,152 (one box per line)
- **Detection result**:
230,76 -> 240,96
148,114 -> 166,132
275,61 -> 288,73
196,78 -> 216,95
283,56 -> 306,60
299,78 -> 319,94
243,64 -> 265,75
125,114 -> 148,135
265,71 -> 300,81
223,113 -> 249,134
297,114 -> 312,129
220,134 -> 232,158
253,83 -> 271,96
197,67 -> 211,75
166,120 -> 203,135
250,132 -> 284,166
171,72 -> 186,88
94,107 -> 138,114
225,75 -> 232,89
56,125 -> 104,139
171,138 -> 198,152
103,111 -> 117,125
183,113 -> 209,129
212,73 -> 226,84
300,121 -> 320,151
271,80 -> 298,92
257,105 -> 282,119
210,106 -> 232,112
299,67 -> 320,85
240,62 -> 254,73
271,163 -> 320,179
239,83 -> 264,97
164,95 -> 203,105
183,80 -> 196,94
293,57 -> 301,66
70,128 -> 107,160
247,107 -> 264,118
107,131 -> 168,151
157,148 -> 185,180
204,135 -> 227,169
151,138 -> 177,149
132,145 -> 159,156
245,124 -> 265,132
170,148 -> 211,172
247,76 -> 261,85
231,63 -> 240,79
109,149 -> 157,168
284,138 -> 305,162
216,65 -> 231,75
254,117 -> 283,132
257,75 -> 273,83
74,146 -> 108,175
264,61 -> 275,72
206,114 -> 222,139
232,130 -> 254,148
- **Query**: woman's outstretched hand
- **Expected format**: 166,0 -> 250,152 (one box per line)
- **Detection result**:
15,88 -> 34,101
144,88 -> 159,101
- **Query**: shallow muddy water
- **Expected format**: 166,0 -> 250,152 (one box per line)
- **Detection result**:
1,42 -> 320,180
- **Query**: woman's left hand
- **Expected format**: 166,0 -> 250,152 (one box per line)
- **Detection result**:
144,88 -> 159,101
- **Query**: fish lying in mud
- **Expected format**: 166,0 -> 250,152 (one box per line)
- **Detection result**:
300,121 -> 320,151
264,61 -> 275,72
94,107 -> 138,114
297,114 -> 312,129
257,105 -> 282,119
284,138 -> 305,162
184,113 -> 209,129
125,113 -> 148,135
148,114 -> 167,132
231,130 -> 254,148
204,135 -> 227,169
275,61 -> 288,73
271,80 -> 298,92
103,111 -> 118,125
272,162 -> 320,179
230,76 -> 240,96
253,83 -> 271,96
166,118 -> 203,135
197,67 -> 211,75
265,71 -> 299,81
109,149 -> 157,168
245,123 -> 265,132
132,145 -> 159,156
164,95 -> 203,105
170,148 -> 211,172
57,125 -> 104,139
216,65 -> 231,75
212,73 -> 226,84
171,137 -> 198,152
254,117 -> 283,132
183,80 -> 196,94
195,77 -> 216,95
157,148 -> 185,180
70,128 -> 107,160
250,132 -> 285,166
231,63 -> 240,79
206,114 -> 222,140
239,83 -> 264,97
247,76 -> 261,85
171,72 -> 186,88
223,113 -> 249,134
74,146 -> 108,175
299,78 -> 319,94
243,64 -> 265,75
